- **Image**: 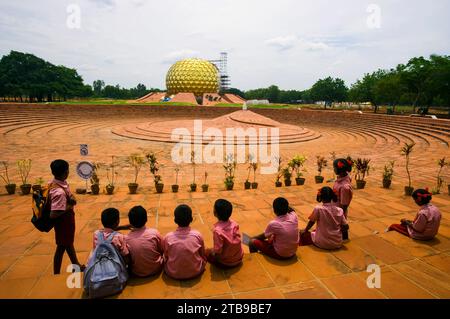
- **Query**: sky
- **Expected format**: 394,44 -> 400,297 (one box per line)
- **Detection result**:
0,0 -> 449,91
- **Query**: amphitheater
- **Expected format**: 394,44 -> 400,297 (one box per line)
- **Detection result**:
0,103 -> 449,299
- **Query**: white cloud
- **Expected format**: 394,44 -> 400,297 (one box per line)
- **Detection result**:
265,35 -> 297,51
299,39 -> 330,51
162,49 -> 200,64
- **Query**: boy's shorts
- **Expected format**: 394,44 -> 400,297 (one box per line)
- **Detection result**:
251,239 -> 294,260
54,210 -> 75,246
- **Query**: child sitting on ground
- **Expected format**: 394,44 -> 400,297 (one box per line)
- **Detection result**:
125,205 -> 164,277
388,188 -> 441,240
89,208 -> 130,263
299,187 -> 349,250
163,204 -> 206,280
206,199 -> 243,268
249,197 -> 299,259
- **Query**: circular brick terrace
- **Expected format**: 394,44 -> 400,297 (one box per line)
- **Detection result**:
0,103 -> 449,299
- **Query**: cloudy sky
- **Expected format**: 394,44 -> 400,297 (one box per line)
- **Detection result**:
0,0 -> 449,91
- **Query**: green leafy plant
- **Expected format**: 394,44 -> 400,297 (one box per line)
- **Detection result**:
289,155 -> 307,178
274,156 -> 282,183
190,150 -> 197,187
174,166 -> 180,185
106,156 -> 118,187
246,154 -> 254,183
355,158 -> 371,181
128,154 -> 145,184
401,142 -> 415,188
35,177 -> 44,186
316,156 -> 328,176
223,154 -> 237,187
203,172 -> 208,185
17,159 -> 32,185
251,162 -> 258,183
433,157 -> 449,194
382,161 -> 395,181
90,163 -> 100,185
146,152 -> 162,185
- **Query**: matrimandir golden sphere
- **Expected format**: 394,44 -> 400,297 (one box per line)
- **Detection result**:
166,58 -> 220,96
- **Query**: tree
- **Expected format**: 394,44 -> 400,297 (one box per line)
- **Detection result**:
92,80 -> 105,96
373,71 -> 406,113
309,77 -> 348,107
348,70 -> 387,113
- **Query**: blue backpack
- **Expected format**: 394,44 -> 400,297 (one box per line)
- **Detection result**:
83,232 -> 128,299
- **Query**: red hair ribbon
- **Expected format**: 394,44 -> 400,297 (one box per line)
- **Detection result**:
317,189 -> 322,196
337,161 -> 345,168
347,159 -> 353,166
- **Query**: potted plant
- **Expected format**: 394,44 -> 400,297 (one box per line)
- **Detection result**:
315,156 -> 328,183
172,166 -> 180,193
146,152 -> 164,193
127,153 -> 144,194
290,155 -> 307,185
223,154 -> 237,191
201,172 -> 209,192
251,161 -> 258,189
355,158 -> 371,189
401,142 -> 415,196
90,163 -> 100,195
32,177 -> 44,192
244,155 -> 252,190
190,151 -> 197,192
0,161 -> 16,195
282,167 -> 292,186
105,156 -> 118,195
17,159 -> 32,195
382,161 -> 395,189
274,156 -> 282,187
433,157 -> 449,194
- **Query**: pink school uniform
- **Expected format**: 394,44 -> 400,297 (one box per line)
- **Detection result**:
49,179 -> 76,247
309,203 -> 348,250
125,227 -> 164,277
212,220 -> 244,266
407,203 -> 441,240
163,227 -> 207,280
265,211 -> 299,258
333,174 -> 353,214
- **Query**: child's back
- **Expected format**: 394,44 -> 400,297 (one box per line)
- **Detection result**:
408,203 -> 441,240
213,219 -> 243,266
266,211 -> 299,258
163,227 -> 206,279
309,203 -> 347,250
126,227 -> 163,276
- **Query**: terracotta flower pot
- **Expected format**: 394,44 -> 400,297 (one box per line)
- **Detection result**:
356,180 -> 366,189
190,184 -> 197,192
20,184 -> 32,195
284,179 -> 292,187
225,183 -> 234,191
295,177 -> 305,185
106,185 -> 114,195
76,188 -> 86,195
91,184 -> 100,195
404,186 -> 414,196
382,179 -> 392,189
128,183 -> 138,194
244,181 -> 251,190
171,184 -> 179,193
201,184 -> 209,192
315,176 -> 324,184
251,182 -> 258,189
32,184 -> 42,192
156,183 -> 164,193
275,181 -> 282,187
5,184 -> 16,195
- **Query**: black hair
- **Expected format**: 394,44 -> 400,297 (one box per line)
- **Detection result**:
317,187 -> 338,203
128,205 -> 148,228
273,197 -> 289,216
412,189 -> 432,205
174,204 -> 193,227
214,199 -> 233,221
333,158 -> 352,175
50,159 -> 69,178
101,208 -> 120,229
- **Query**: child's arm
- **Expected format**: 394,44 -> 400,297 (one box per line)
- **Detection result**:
252,233 -> 266,241
302,221 -> 315,233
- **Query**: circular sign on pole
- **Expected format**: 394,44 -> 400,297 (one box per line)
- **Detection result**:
76,161 -> 94,180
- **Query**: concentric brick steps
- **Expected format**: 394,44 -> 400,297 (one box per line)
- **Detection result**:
111,110 -> 323,145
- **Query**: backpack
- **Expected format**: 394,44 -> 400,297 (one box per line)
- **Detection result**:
31,183 -> 60,232
83,231 -> 129,299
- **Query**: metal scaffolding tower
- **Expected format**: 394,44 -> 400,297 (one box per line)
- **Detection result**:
210,52 -> 230,92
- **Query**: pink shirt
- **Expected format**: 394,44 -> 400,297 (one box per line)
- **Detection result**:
265,212 -> 299,258
333,174 -> 353,207
163,227 -> 206,280
88,228 -> 129,263
407,204 -> 441,240
49,179 -> 72,215
212,220 -> 244,266
309,203 -> 348,250
125,227 -> 164,277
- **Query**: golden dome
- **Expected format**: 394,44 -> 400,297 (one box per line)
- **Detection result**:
166,58 -> 220,96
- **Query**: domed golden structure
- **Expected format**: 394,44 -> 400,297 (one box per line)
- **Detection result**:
166,58 -> 220,96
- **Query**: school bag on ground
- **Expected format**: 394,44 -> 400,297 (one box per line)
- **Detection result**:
31,183 -> 60,232
83,231 -> 128,299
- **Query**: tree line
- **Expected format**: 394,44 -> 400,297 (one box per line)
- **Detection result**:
1,50 -> 449,112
